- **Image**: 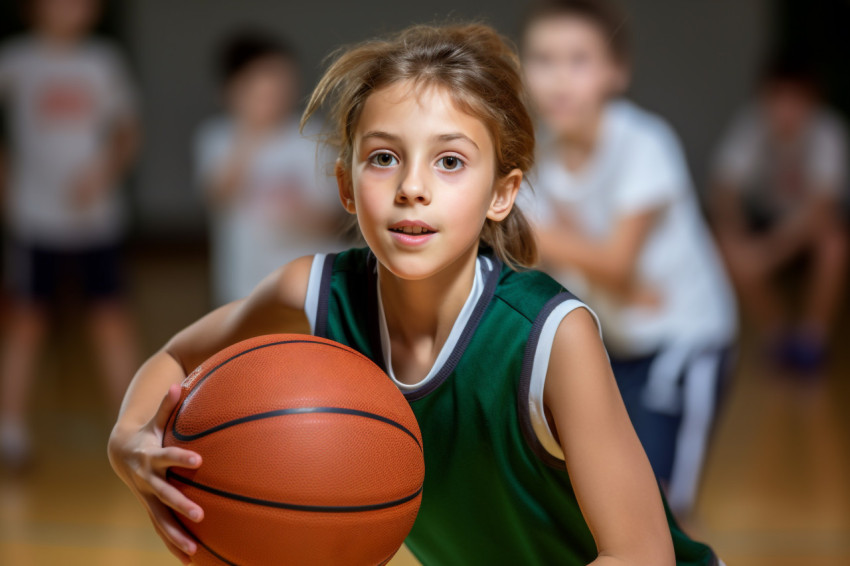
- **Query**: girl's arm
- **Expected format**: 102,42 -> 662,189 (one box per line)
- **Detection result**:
544,308 -> 675,566
107,256 -> 313,564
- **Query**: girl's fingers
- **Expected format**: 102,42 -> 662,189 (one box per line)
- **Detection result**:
147,498 -> 199,557
150,474 -> 204,522
153,446 -> 202,472
152,384 -> 183,432
151,520 -> 193,565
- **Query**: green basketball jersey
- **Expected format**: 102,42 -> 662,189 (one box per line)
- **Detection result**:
311,247 -> 719,566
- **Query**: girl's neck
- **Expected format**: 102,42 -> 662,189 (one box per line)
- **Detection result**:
378,247 -> 478,383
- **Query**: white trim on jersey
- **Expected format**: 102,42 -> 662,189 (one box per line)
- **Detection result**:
304,253 -> 326,335
376,256 -> 487,391
529,299 -> 602,460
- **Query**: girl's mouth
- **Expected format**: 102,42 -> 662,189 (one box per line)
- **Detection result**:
388,220 -> 437,245
389,225 -> 435,235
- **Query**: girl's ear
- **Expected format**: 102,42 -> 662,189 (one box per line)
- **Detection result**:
335,159 -> 356,214
486,168 -> 523,222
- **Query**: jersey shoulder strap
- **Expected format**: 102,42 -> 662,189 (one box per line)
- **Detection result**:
313,247 -> 385,369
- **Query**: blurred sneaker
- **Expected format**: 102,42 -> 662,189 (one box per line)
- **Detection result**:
0,420 -> 32,472
778,330 -> 827,375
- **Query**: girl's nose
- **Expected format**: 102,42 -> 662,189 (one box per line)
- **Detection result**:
396,165 -> 430,205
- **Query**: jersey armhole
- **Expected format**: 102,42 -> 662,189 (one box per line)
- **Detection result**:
518,295 -> 603,466
304,253 -> 335,336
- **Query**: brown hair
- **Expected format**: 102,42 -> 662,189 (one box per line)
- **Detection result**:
521,0 -> 630,64
302,23 -> 538,269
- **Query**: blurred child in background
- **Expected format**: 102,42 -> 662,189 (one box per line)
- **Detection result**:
195,31 -> 346,306
710,55 -> 848,374
520,0 -> 737,516
0,0 -> 139,469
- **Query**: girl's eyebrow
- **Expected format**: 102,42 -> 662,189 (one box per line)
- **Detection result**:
361,130 -> 401,143
360,130 -> 479,150
436,133 -> 479,150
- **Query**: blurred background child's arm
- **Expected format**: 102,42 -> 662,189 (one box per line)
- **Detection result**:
536,208 -> 661,302
72,113 -> 140,208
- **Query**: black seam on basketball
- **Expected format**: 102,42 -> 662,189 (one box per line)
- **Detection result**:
173,405 -> 422,450
175,515 -> 240,566
168,469 -> 423,513
172,338 -> 376,438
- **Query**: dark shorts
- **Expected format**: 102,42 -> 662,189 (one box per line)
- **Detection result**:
612,345 -> 734,503
4,238 -> 126,304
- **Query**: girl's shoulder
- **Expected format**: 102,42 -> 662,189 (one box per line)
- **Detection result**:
323,247 -> 582,325
494,262 -> 580,324
329,246 -> 373,273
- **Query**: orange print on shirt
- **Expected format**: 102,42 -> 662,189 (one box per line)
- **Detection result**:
36,77 -> 95,125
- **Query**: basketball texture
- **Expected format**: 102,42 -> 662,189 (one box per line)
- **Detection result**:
163,334 -> 424,565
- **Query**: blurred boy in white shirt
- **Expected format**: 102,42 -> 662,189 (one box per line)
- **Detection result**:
0,0 -> 140,469
520,0 -> 737,516
195,32 -> 346,306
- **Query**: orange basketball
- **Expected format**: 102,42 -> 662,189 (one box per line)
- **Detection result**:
163,334 -> 424,566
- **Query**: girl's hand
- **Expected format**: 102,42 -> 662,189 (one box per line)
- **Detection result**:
109,385 -> 204,564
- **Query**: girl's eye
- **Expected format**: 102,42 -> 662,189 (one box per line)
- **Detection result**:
370,152 -> 398,167
437,156 -> 464,171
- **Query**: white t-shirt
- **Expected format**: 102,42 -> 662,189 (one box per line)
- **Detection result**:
195,117 -> 346,305
524,99 -> 737,357
712,105 -> 848,214
0,35 -> 137,247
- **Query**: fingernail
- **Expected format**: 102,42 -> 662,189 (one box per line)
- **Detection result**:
189,509 -> 201,521
188,456 -> 199,466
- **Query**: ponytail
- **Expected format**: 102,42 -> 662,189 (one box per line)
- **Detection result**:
480,206 -> 538,269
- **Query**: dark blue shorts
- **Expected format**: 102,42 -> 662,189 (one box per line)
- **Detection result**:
4,238 -> 126,304
611,345 -> 734,509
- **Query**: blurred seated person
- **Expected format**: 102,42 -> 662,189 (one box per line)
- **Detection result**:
710,54 -> 848,373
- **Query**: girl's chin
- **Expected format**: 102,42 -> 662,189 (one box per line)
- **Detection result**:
373,247 -> 479,284
365,232 -> 480,282
376,255 -> 445,282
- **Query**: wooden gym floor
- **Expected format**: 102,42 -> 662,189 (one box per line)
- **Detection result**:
1,245 -> 848,565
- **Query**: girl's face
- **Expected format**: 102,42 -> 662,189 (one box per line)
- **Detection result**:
339,82 -> 520,281
523,16 -> 627,136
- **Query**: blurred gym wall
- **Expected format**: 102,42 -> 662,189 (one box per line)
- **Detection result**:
114,0 -> 770,237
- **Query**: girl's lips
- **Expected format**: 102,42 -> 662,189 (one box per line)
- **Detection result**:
387,219 -> 438,246
389,229 -> 436,246
388,219 -> 437,232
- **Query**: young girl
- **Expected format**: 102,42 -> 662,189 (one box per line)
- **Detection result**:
108,24 -> 720,566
